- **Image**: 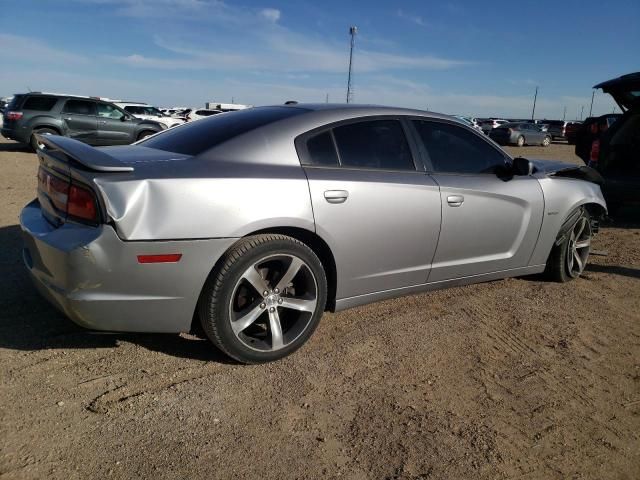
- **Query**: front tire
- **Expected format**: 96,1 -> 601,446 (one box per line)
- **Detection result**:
516,135 -> 525,147
545,208 -> 592,282
137,130 -> 155,141
198,234 -> 327,364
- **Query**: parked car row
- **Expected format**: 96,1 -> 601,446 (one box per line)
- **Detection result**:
1,92 -> 165,150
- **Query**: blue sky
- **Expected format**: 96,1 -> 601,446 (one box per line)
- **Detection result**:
1,0 -> 638,118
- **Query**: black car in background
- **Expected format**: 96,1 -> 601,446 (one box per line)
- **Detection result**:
1,93 -> 165,150
574,114 -> 621,162
591,72 -> 640,213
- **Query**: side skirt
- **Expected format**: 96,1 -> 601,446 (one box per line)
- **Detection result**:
334,264 -> 546,312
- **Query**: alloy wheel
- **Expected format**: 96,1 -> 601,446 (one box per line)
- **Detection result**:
566,216 -> 592,278
228,254 -> 318,352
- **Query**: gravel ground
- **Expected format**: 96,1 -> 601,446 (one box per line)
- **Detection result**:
1,139 -> 639,480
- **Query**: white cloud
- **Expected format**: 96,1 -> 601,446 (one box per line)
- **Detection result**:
0,34 -> 88,65
260,8 -> 281,23
397,9 -> 427,27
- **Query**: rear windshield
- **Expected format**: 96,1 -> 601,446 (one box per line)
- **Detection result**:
140,106 -> 307,155
7,94 -> 25,110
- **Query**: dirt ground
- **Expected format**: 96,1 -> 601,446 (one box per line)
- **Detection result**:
1,138 -> 638,480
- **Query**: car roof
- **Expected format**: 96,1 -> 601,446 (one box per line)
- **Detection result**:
281,103 -> 453,120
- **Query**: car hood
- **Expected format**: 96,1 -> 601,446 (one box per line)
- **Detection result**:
594,72 -> 640,111
529,158 -> 604,185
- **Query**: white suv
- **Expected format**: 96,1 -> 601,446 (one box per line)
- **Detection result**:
115,102 -> 186,128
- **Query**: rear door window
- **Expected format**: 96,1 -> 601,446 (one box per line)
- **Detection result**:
63,100 -> 97,116
305,131 -> 339,167
22,96 -> 58,111
413,120 -> 507,174
332,120 -> 415,170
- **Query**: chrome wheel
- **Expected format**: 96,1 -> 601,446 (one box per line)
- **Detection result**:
542,136 -> 551,146
229,254 -> 318,352
566,216 -> 591,278
517,135 -> 525,147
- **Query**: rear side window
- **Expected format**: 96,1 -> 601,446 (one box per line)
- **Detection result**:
413,120 -> 506,174
140,106 -> 307,155
305,131 -> 339,167
63,100 -> 96,116
332,120 -> 415,170
22,96 -> 57,111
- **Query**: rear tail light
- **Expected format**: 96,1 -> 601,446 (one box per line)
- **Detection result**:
68,184 -> 98,222
6,111 -> 23,121
38,167 -> 99,224
590,140 -> 600,164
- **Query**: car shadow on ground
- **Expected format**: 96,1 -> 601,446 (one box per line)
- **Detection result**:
0,141 -> 31,153
0,224 -> 236,364
585,264 -> 640,279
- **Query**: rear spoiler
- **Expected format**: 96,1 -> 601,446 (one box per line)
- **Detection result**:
36,134 -> 134,172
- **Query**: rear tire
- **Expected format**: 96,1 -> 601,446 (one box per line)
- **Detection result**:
137,130 -> 155,141
545,208 -> 592,282
198,234 -> 327,364
516,135 -> 525,147
542,136 -> 551,147
30,128 -> 57,151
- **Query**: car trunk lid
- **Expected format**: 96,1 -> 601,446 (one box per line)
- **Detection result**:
594,72 -> 640,112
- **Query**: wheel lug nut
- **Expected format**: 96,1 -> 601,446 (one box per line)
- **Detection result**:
263,290 -> 269,297
260,303 -> 266,309
278,298 -> 283,304
269,307 -> 275,312
274,288 -> 279,294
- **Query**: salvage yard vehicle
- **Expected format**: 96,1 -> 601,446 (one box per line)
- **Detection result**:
20,105 -> 607,363
489,122 -> 552,146
115,102 -> 186,129
1,93 -> 165,150
592,72 -> 640,212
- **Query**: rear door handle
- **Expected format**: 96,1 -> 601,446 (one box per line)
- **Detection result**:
324,190 -> 349,204
447,195 -> 464,207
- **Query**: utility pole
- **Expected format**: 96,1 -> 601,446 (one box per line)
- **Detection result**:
562,105 -> 567,121
589,90 -> 595,117
580,105 -> 584,120
531,86 -> 538,120
326,93 -> 329,103
346,26 -> 357,103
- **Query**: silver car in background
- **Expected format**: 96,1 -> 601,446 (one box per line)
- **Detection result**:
489,122 -> 552,147
20,105 -> 607,363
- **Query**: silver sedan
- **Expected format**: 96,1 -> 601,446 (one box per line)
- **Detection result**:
21,105 -> 607,363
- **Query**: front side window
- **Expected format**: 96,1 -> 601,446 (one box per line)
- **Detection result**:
63,100 -> 96,116
332,120 -> 415,170
97,103 -> 124,119
413,120 -> 506,174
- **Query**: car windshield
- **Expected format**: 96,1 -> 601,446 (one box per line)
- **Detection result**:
139,106 -> 308,155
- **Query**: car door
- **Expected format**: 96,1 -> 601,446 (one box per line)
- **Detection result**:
528,123 -> 544,143
410,119 -> 544,282
96,103 -> 136,145
298,118 -> 442,300
61,99 -> 98,144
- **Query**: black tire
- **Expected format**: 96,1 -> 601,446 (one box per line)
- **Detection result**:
30,128 -> 57,151
545,208 -> 592,282
198,234 -> 327,364
516,135 -> 525,147
137,130 -> 155,141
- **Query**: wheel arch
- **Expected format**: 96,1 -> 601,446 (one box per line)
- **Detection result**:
190,226 -> 338,335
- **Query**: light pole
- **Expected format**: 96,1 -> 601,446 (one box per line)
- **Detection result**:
346,26 -> 357,103
589,90 -> 595,117
562,105 -> 567,121
531,86 -> 538,120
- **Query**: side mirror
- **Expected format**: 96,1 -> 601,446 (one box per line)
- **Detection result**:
512,157 -> 534,176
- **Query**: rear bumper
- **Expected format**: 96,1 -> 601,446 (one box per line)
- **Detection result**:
1,127 -> 25,142
20,200 -> 237,333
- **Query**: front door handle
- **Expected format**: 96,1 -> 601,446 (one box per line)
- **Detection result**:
447,195 -> 464,207
324,190 -> 349,204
